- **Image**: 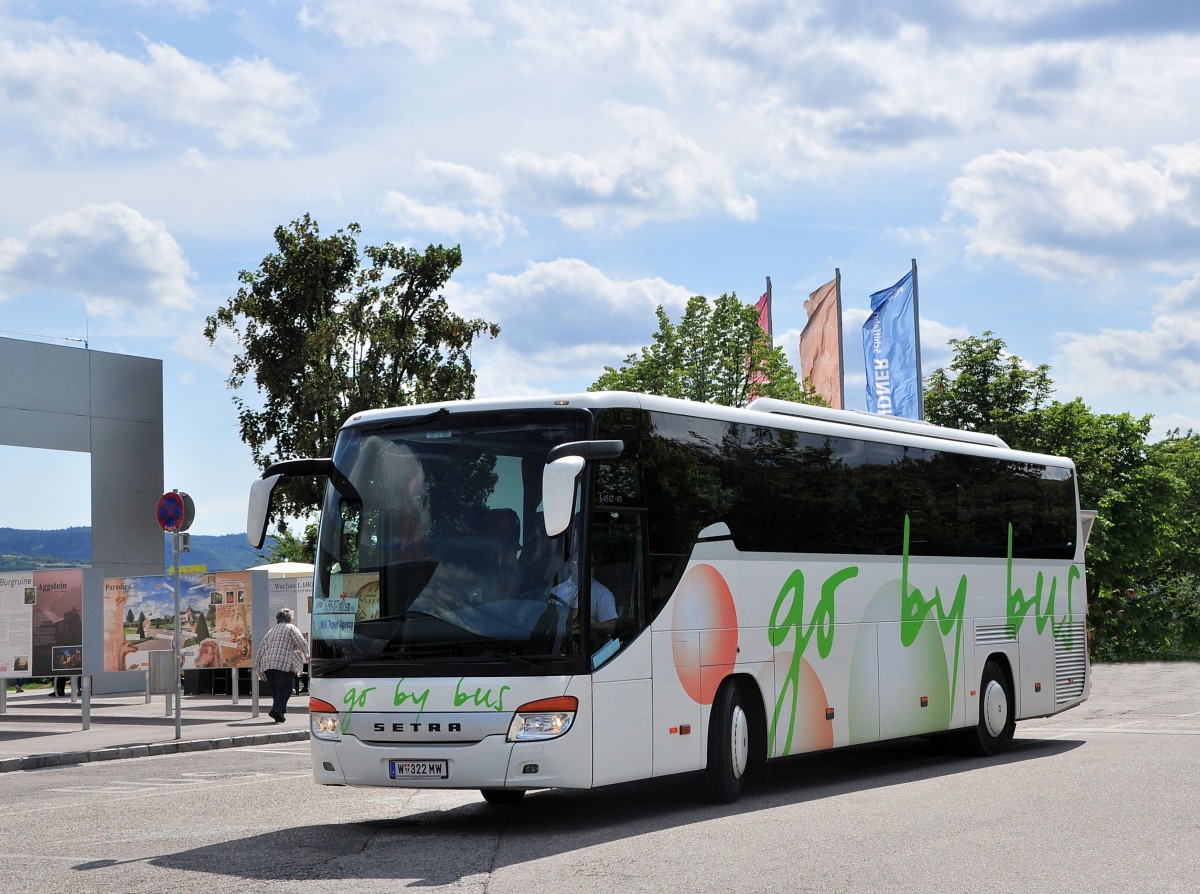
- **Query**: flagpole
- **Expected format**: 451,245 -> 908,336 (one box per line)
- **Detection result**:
910,258 -> 924,420
834,267 -> 844,409
765,276 -> 773,337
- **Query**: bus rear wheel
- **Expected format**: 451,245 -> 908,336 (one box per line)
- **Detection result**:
956,659 -> 1015,756
705,681 -> 753,803
480,788 -> 526,806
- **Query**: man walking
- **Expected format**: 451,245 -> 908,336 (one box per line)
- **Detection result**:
254,608 -> 309,723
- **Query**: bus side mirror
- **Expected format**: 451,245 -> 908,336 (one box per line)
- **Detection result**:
246,457 -> 336,548
542,456 -> 585,537
247,473 -> 283,548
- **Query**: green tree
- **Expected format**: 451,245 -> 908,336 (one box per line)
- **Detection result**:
925,332 -> 1200,660
1093,431 -> 1200,660
193,612 -> 210,641
204,214 -> 500,527
591,293 -> 823,407
924,330 -> 1053,444
1150,431 -> 1200,579
260,522 -> 318,565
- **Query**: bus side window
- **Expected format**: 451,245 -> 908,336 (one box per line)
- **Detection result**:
592,509 -> 646,640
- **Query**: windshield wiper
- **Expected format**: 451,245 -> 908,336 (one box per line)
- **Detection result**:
311,657 -> 360,675
376,407 -> 450,430
457,641 -> 543,669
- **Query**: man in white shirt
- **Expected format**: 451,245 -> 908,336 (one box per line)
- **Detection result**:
550,558 -> 618,640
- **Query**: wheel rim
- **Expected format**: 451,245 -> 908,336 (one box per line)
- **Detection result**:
730,704 -> 750,779
982,678 -> 1009,738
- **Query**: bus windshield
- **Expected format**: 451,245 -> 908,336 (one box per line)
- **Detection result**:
310,408 -> 594,671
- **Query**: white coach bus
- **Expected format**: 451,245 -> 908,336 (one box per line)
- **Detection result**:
247,391 -> 1089,804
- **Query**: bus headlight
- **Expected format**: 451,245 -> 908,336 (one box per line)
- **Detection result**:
507,696 -> 578,742
309,696 -> 341,741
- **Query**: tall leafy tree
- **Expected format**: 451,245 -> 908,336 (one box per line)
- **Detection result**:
1152,432 -> 1200,577
204,214 -> 499,528
924,331 -> 1200,659
924,330 -> 1054,444
591,293 -> 823,407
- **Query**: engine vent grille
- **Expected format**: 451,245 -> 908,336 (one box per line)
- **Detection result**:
976,623 -> 1017,646
1055,622 -> 1088,704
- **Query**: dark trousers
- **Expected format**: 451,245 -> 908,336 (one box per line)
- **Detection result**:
264,668 -> 294,717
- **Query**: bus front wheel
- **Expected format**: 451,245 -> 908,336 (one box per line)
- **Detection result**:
705,681 -> 752,803
956,659 -> 1015,756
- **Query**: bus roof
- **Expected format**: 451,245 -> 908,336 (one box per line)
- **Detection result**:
341,391 -> 1072,471
745,397 -> 1009,448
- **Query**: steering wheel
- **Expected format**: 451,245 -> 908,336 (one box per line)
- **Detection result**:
520,589 -> 570,609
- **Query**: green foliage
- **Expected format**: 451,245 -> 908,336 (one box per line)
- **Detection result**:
926,333 -> 1200,660
1088,575 -> 1200,662
1150,431 -> 1200,579
261,523 -> 318,565
591,293 -> 824,408
205,214 -> 499,527
924,331 -> 1053,443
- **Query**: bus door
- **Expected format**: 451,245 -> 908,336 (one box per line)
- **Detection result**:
589,508 -> 654,786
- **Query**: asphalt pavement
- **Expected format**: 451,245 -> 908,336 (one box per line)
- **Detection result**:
0,684 -> 309,772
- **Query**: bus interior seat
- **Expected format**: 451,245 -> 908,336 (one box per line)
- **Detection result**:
475,507 -> 521,559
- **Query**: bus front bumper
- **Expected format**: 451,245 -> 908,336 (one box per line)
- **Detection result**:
310,732 -> 592,791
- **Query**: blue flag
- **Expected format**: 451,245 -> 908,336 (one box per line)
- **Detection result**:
862,270 -> 919,418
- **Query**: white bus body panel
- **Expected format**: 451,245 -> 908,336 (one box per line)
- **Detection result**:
643,541 -> 1087,770
591,629 -> 653,786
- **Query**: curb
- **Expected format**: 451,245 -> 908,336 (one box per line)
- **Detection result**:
0,729 -> 309,773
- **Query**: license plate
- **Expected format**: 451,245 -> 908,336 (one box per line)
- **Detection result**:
389,759 -> 449,780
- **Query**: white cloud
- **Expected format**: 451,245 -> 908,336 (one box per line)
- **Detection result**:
949,145 -> 1200,278
0,36 -> 316,152
123,0 -> 211,14
496,3 -> 1200,181
449,259 -> 693,382
380,193 -> 519,246
918,318 -> 973,371
504,104 -> 756,229
380,159 -> 521,246
470,341 -> 627,398
298,0 -> 490,61
0,203 -> 194,318
141,42 -> 316,150
1160,272 -> 1200,313
1058,314 -> 1200,397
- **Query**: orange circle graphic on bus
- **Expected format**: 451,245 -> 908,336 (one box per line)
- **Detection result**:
672,563 -> 738,704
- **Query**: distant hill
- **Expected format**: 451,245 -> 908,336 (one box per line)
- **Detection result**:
0,527 -> 278,572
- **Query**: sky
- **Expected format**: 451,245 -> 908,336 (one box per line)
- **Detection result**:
3,0 -> 1200,536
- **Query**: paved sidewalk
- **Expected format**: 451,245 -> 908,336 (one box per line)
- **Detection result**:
0,687 -> 309,772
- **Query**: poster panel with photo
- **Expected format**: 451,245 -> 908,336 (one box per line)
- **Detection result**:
1,569 -> 83,677
102,571 -> 254,672
0,572 -> 34,676
204,570 -> 253,668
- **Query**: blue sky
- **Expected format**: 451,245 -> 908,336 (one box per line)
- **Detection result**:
3,0 -> 1199,535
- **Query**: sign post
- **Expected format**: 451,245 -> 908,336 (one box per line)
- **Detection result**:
157,490 -> 194,740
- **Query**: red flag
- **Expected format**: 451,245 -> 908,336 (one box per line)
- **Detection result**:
799,276 -> 843,408
748,279 -> 772,400
754,288 -> 771,334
